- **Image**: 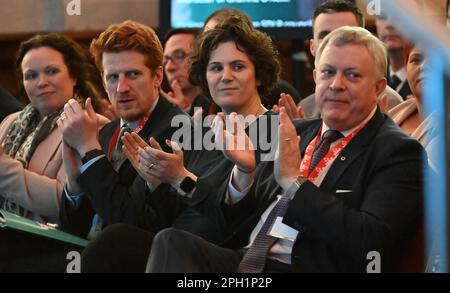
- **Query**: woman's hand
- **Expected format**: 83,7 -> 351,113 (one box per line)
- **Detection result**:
212,112 -> 256,192
212,112 -> 256,173
272,93 -> 305,120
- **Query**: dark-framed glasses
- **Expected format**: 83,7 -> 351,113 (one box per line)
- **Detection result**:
163,49 -> 188,67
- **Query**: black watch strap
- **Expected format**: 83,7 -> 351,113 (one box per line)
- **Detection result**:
81,149 -> 104,164
179,176 -> 197,194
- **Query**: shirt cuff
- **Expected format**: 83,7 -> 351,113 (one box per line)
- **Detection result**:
64,185 -> 85,209
226,171 -> 253,205
80,154 -> 106,173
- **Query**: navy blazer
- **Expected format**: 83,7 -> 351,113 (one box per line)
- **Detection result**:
213,108 -> 424,272
60,96 -> 189,237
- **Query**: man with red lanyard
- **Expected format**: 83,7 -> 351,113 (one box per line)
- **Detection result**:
145,26 -> 424,273
57,20 -> 191,239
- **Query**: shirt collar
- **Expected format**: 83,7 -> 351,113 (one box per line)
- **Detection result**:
389,66 -> 407,81
321,106 -> 377,138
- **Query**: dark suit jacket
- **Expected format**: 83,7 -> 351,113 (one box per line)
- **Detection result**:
397,81 -> 412,100
60,96 -> 189,237
213,108 -> 424,272
188,94 -> 219,117
168,111 -> 279,244
0,87 -> 23,122
387,69 -> 412,100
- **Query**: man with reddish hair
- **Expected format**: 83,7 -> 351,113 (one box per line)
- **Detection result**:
58,20 -> 190,241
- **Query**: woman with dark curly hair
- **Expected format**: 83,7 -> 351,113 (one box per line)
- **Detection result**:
202,8 -> 301,108
0,33 -> 109,272
191,16 -> 280,115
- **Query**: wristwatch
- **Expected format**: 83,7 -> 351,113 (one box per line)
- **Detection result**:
81,149 -> 104,164
178,176 -> 197,196
285,176 -> 307,199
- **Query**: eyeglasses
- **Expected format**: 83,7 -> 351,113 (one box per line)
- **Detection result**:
163,49 -> 188,67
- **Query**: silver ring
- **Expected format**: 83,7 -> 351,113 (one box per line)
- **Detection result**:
147,163 -> 155,170
60,114 -> 66,121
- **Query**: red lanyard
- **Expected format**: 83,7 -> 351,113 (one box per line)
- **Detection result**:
207,101 -> 218,116
107,111 -> 152,159
299,125 -> 364,184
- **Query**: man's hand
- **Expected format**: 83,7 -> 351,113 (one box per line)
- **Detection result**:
99,99 -> 119,121
122,132 -> 161,188
274,107 -> 302,191
58,98 -> 101,157
136,137 -> 193,188
0,144 -> 4,156
272,93 -> 305,120
162,80 -> 190,110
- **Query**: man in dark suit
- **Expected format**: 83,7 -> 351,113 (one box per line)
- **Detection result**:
0,86 -> 23,122
57,20 -> 192,238
162,28 -> 219,117
299,0 -> 402,118
376,15 -> 412,100
146,26 -> 424,273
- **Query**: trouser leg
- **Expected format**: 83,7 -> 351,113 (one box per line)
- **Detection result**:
81,224 -> 155,273
146,227 -> 241,273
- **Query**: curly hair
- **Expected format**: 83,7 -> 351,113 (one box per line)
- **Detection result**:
189,16 -> 281,100
15,33 -> 104,112
90,20 -> 163,74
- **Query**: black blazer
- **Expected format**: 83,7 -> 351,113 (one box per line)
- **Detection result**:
60,96 -> 189,237
397,81 -> 412,100
0,87 -> 23,122
213,108 -> 424,272
387,69 -> 412,100
165,111 -> 279,244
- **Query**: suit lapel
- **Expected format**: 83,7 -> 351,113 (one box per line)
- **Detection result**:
111,96 -> 177,171
319,108 -> 386,192
99,120 -> 120,152
28,128 -> 62,174
136,95 -> 174,142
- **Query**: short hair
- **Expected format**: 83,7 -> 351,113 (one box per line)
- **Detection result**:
90,20 -> 163,74
313,0 -> 365,34
203,8 -> 253,31
190,16 -> 280,100
315,26 -> 387,79
15,33 -> 103,111
163,28 -> 200,46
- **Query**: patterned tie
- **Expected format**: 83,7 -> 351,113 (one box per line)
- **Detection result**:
110,124 -> 130,170
238,195 -> 291,273
308,129 -> 343,175
389,74 -> 401,90
89,124 -> 129,239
